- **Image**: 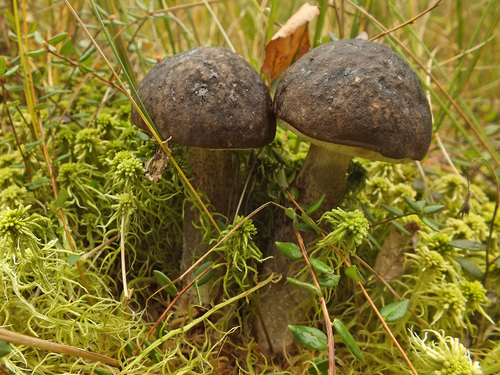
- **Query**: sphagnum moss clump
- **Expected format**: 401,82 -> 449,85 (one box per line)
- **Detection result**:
318,208 -> 369,254
409,330 -> 483,375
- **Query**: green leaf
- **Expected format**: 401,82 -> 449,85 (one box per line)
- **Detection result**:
272,149 -> 286,164
287,277 -> 323,297
54,188 -> 69,208
78,47 -> 95,62
306,195 -> 325,215
301,213 -> 322,234
423,204 -> 445,214
194,261 -> 216,286
309,258 -> 333,274
27,48 -> 46,57
60,39 -> 74,56
66,254 -> 81,265
380,299 -> 409,322
317,274 -> 340,288
455,258 -> 484,278
54,153 -> 72,164
153,270 -> 178,296
47,32 -> 68,45
381,204 -> 404,217
289,325 -> 328,351
449,240 -> 486,251
124,339 -> 135,355
344,265 -> 365,284
293,219 -> 314,233
0,340 -> 12,357
360,202 -> 377,223
418,214 -> 441,231
79,64 -> 94,74
0,137 -> 14,145
288,186 -> 299,200
94,369 -> 113,375
277,168 -> 288,188
276,242 -> 302,260
367,233 -> 383,252
307,358 -> 329,375
0,56 -> 6,76
404,196 -> 422,212
144,339 -> 160,363
4,65 -> 20,77
23,140 -> 43,153
7,100 -> 21,108
24,178 -> 50,190
391,221 -> 410,235
33,30 -> 44,44
333,319 -> 364,361
285,207 -> 296,220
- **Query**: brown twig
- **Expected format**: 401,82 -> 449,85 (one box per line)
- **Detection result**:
369,0 -> 442,41
294,228 -> 335,375
352,254 -> 430,328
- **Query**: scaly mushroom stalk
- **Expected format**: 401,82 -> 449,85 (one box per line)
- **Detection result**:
181,148 -> 234,273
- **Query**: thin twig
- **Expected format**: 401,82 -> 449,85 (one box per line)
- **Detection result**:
294,229 -> 335,375
202,0 -> 236,52
352,254 -> 430,328
81,235 -> 119,261
120,213 -> 129,303
0,328 -> 120,367
145,201 -> 286,340
370,0 -> 442,41
475,158 -> 500,284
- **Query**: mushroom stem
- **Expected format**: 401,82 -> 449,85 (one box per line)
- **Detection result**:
256,144 -> 352,355
180,148 -> 235,302
294,144 -> 352,215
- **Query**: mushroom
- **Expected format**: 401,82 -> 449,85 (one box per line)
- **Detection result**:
131,47 -> 276,294
257,39 -> 432,354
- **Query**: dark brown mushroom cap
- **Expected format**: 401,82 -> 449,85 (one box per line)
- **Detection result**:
131,47 -> 276,149
274,39 -> 432,162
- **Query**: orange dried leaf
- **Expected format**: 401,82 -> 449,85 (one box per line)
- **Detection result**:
262,3 -> 320,84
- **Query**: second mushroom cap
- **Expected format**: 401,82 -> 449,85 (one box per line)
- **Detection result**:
274,38 -> 432,163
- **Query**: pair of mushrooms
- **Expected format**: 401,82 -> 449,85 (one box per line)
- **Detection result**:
131,40 -> 432,353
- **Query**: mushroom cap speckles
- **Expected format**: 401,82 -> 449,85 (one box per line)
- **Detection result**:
274,39 -> 432,162
131,47 -> 276,149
